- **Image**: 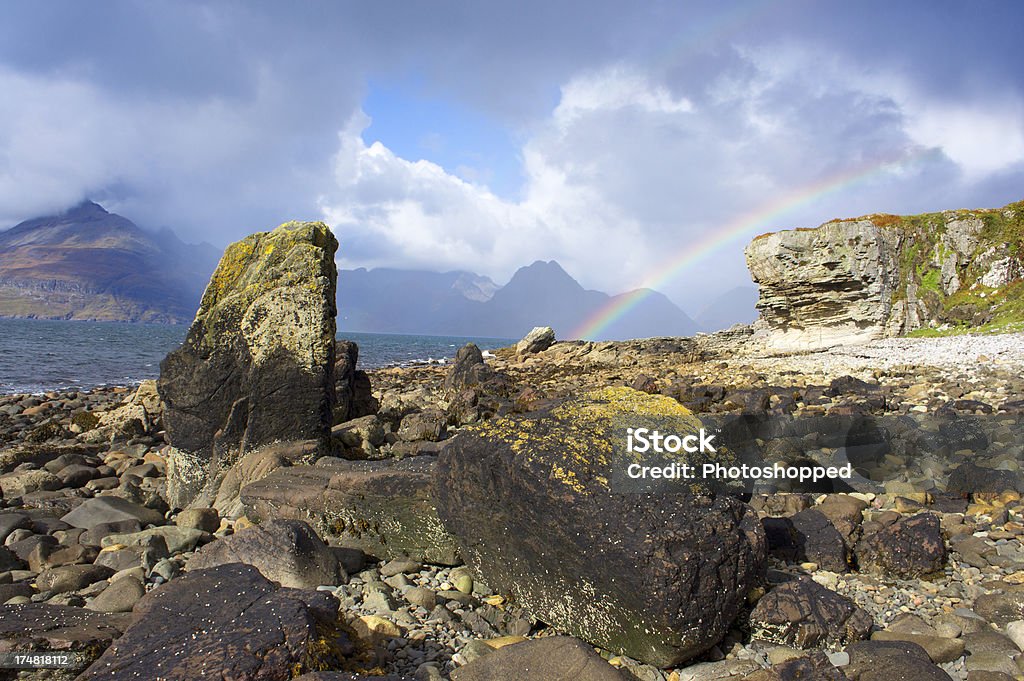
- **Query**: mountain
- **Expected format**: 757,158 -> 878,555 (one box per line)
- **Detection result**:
694,285 -> 759,332
337,268 -> 498,334
337,260 -> 698,341
0,201 -> 220,323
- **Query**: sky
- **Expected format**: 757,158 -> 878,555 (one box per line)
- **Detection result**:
1,1 -> 1022,315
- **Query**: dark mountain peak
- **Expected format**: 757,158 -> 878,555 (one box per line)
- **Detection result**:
62,200 -> 109,219
503,259 -> 583,295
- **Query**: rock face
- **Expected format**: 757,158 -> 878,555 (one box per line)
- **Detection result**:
746,201 -> 1024,349
433,387 -> 766,667
158,221 -> 339,508
241,456 -> 461,565
79,563 -> 350,680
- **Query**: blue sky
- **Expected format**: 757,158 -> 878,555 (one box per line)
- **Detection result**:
1,1 -> 1022,313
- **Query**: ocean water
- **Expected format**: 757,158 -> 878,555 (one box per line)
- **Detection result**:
0,318 -> 514,394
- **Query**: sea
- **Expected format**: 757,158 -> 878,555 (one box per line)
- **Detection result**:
0,318 -> 514,395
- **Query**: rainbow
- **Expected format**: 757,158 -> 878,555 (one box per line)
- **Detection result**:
570,151 -> 928,340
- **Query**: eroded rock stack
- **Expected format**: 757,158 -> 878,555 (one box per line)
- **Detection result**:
158,221 -> 338,509
746,200 -> 1024,349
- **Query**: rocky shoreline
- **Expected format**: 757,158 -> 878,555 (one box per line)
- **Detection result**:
0,326 -> 1023,680
2,215 -> 1023,681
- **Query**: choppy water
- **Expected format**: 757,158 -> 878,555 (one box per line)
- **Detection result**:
0,318 -> 513,394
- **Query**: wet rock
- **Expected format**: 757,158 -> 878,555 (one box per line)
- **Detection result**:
741,651 -> 848,681
435,387 -> 766,667
749,577 -> 872,648
242,456 -> 460,565
450,636 -> 625,681
159,221 -> 338,508
187,518 -> 345,589
856,512 -> 946,577
78,563 -> 352,680
516,326 -> 555,355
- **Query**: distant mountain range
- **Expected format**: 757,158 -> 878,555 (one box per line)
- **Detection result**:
0,201 -> 757,338
338,261 -> 699,340
0,201 -> 220,323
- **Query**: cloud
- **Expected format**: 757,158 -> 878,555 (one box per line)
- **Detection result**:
320,47 -> 1021,306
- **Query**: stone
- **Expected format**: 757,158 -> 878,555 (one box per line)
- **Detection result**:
351,614 -> 402,644
947,463 -> 1024,494
102,526 -> 206,555
78,563 -> 351,680
405,586 -> 437,610
974,592 -> 1024,627
60,496 -> 165,530
434,387 -> 766,667
0,545 -> 24,572
36,564 -> 114,595
242,456 -> 460,565
0,468 -> 62,497
0,512 -> 30,543
516,326 -> 556,355
397,410 -> 447,442
764,509 -> 848,572
334,339 -> 360,423
380,559 -> 423,577
0,603 -> 131,672
856,512 -> 946,578
158,221 -> 338,508
450,636 -> 625,681
87,576 -> 146,613
741,651 -> 848,681
210,440 -> 309,518
444,344 -> 497,393
844,640 -> 952,680
186,519 -> 345,589
1004,619 -> 1024,651
175,507 -> 220,533
870,631 -> 965,663
749,577 -> 872,649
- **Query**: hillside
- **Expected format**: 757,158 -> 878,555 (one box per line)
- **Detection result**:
0,201 -> 220,323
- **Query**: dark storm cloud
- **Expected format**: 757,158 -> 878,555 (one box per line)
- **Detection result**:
0,1 -> 1021,304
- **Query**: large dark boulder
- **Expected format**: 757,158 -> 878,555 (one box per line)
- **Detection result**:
241,456 -> 460,565
79,563 -> 351,681
434,387 -> 766,667
158,221 -> 339,509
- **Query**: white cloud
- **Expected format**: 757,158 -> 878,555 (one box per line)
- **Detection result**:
321,51 -> 999,303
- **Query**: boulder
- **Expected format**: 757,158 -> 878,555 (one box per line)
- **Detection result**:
516,326 -> 555,355
242,456 -> 460,565
187,519 -> 345,588
60,496 -> 165,530
843,640 -> 953,681
158,221 -> 338,508
856,512 -> 946,578
450,636 -> 625,681
334,339 -> 360,423
444,344 -> 496,393
434,387 -> 766,667
78,563 -> 352,681
748,577 -> 872,648
210,440 -> 314,518
763,509 -> 849,571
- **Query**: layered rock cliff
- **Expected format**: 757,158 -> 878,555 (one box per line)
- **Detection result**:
746,200 -> 1024,348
